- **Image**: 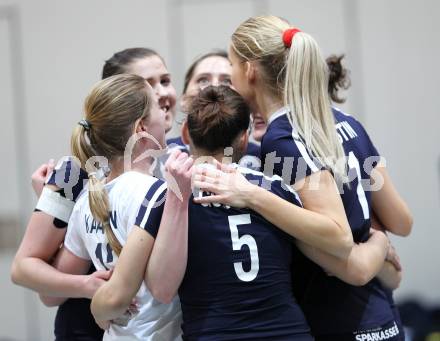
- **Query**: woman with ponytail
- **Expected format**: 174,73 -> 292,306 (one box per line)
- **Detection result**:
146,85 -> 393,339
250,54 -> 352,143
12,47 -> 180,340
29,74 -> 191,340
193,15 -> 411,340
147,85 -> 313,339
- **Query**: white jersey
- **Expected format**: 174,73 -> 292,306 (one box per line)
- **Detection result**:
64,171 -> 182,341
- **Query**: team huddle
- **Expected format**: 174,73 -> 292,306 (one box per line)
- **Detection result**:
11,15 -> 412,341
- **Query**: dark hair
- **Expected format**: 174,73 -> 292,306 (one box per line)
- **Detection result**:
187,85 -> 250,154
182,50 -> 228,94
326,54 -> 351,104
102,47 -> 162,79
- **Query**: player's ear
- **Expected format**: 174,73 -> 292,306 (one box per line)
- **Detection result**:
181,120 -> 191,145
245,61 -> 256,84
134,117 -> 147,134
238,130 -> 248,154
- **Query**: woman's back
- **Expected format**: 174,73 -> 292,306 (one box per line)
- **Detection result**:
284,108 -> 396,335
65,171 -> 182,340
179,164 -> 311,341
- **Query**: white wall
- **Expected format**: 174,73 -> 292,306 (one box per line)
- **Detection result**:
0,0 -> 438,339
356,0 -> 440,301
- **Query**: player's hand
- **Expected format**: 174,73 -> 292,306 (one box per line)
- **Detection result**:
83,269 -> 112,299
164,149 -> 194,203
368,227 -> 390,251
31,159 -> 55,198
192,160 -> 256,208
368,228 -> 393,267
112,300 -> 139,327
385,244 -> 402,272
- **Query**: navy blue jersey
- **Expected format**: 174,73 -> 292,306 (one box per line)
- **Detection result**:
179,165 -> 312,340
239,141 -> 261,171
246,141 -> 261,158
261,107 -> 397,336
385,289 -> 405,341
54,285 -> 103,340
167,136 -> 261,171
166,136 -> 190,153
46,157 -> 89,202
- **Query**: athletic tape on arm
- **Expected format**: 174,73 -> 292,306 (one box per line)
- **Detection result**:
35,187 -> 76,223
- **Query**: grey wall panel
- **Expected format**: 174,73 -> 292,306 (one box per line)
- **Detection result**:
356,0 -> 440,302
0,16 -> 20,216
19,0 -> 169,166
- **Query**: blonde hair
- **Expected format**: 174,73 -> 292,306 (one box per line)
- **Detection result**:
71,74 -> 152,255
231,15 -> 347,180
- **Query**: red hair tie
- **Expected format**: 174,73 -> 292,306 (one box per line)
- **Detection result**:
282,28 -> 301,48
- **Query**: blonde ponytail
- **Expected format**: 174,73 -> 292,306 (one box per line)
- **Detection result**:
231,15 -> 347,180
88,173 -> 122,256
71,125 -> 94,167
284,32 -> 347,180
70,74 -> 152,256
71,123 -> 123,256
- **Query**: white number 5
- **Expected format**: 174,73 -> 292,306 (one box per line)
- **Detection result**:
228,214 -> 259,282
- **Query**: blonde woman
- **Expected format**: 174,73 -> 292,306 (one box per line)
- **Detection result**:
18,74 -> 192,340
194,15 -> 411,341
12,47 -> 180,340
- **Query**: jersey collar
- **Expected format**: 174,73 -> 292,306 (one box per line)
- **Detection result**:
267,106 -> 289,126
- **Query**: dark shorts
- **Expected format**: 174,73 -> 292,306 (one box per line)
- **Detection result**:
314,320 -> 403,341
54,298 -> 103,341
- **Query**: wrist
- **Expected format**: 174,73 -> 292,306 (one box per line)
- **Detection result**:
79,274 -> 94,299
166,190 -> 190,208
247,185 -> 264,211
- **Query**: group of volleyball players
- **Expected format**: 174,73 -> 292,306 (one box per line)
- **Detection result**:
10,15 -> 412,341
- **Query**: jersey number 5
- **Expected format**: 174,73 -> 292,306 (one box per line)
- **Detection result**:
228,214 -> 259,282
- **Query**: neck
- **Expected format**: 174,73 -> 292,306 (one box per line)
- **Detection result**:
191,149 -> 237,165
106,155 -> 154,182
253,88 -> 283,123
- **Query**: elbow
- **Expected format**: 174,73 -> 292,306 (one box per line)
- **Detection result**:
385,270 -> 402,291
148,284 -> 176,304
347,268 -> 373,287
392,271 -> 403,290
100,284 -> 133,313
345,260 -> 375,286
106,292 -> 132,313
389,214 -> 413,237
150,288 -> 175,305
145,274 -> 177,304
353,272 -> 373,287
388,275 -> 402,291
10,260 -> 22,286
92,285 -> 131,316
400,213 -> 413,237
39,294 -> 62,307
